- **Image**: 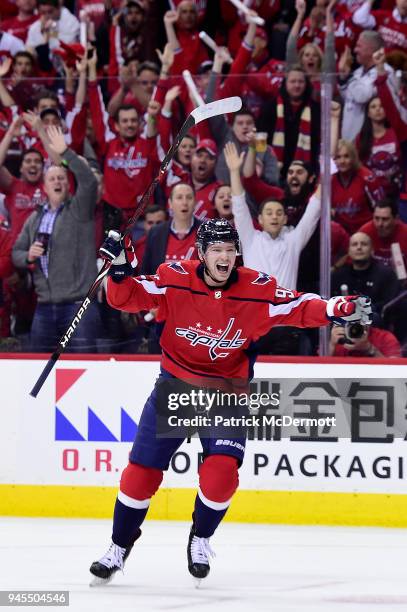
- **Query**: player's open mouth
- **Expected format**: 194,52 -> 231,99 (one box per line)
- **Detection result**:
216,264 -> 229,273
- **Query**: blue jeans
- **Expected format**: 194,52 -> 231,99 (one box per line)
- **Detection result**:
30,301 -> 102,353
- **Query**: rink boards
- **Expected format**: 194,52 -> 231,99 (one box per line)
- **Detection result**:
1,355 -> 407,527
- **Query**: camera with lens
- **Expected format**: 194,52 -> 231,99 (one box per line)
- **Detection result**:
338,322 -> 367,344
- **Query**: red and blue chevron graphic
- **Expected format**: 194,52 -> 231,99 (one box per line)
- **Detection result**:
54,368 -> 138,442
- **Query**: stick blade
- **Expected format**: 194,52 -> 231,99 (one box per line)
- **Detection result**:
191,97 -> 242,124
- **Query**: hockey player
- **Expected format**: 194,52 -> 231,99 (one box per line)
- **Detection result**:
90,218 -> 372,585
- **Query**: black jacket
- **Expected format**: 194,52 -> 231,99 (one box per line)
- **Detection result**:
141,218 -> 201,275
331,260 -> 400,316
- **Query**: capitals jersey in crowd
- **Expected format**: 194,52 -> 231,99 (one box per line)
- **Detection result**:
88,82 -> 159,211
107,260 -> 329,380
298,4 -> 360,56
368,10 -> 407,52
331,167 -> 379,235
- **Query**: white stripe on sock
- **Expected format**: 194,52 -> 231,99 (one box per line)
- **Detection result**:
118,490 -> 150,510
198,487 -> 231,511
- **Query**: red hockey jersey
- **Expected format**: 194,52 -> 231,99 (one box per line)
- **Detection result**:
298,4 -> 360,56
171,30 -> 209,76
371,10 -> 407,53
331,167 -> 378,235
107,260 -> 329,380
357,128 -> 401,197
3,178 -> 46,243
359,219 -> 407,268
88,82 -> 159,211
0,221 -> 13,280
1,15 -> 37,42
194,180 -> 220,221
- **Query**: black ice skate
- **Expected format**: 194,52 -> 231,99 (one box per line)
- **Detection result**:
89,530 -> 141,586
187,525 -> 215,587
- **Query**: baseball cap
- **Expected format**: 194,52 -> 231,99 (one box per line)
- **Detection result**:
40,107 -> 62,121
126,0 -> 146,11
53,41 -> 85,68
197,60 -> 213,75
289,159 -> 315,175
196,138 -> 217,157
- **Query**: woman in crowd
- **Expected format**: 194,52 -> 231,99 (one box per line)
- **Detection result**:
163,134 -> 195,200
332,140 -> 379,235
356,96 -> 402,199
213,184 -> 234,223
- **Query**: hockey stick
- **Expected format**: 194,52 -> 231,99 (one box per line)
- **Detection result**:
29,96 -> 242,397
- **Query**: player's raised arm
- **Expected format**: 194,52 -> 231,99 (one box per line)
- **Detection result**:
266,283 -> 372,329
225,141 -> 257,245
100,231 -> 166,313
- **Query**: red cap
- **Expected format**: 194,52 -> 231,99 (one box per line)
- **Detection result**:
53,42 -> 85,68
196,138 -> 217,157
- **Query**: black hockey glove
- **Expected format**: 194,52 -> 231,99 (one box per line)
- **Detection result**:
99,230 -> 138,283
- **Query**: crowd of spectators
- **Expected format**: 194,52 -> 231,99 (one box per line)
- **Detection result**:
0,0 -> 406,357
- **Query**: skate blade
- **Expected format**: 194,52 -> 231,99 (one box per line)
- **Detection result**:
89,574 -> 114,587
193,577 -> 202,589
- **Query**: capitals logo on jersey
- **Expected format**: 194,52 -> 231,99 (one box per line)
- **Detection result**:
107,148 -> 148,178
252,272 -> 272,285
167,261 -> 188,274
175,317 -> 247,360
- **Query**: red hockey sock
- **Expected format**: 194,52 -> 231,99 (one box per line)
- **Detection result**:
193,455 -> 239,538
113,463 -> 162,548
120,462 -> 163,502
199,455 -> 239,504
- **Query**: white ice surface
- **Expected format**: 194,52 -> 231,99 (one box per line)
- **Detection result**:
1,517 -> 407,611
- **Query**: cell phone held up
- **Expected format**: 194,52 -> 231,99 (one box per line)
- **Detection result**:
36,232 -> 50,254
